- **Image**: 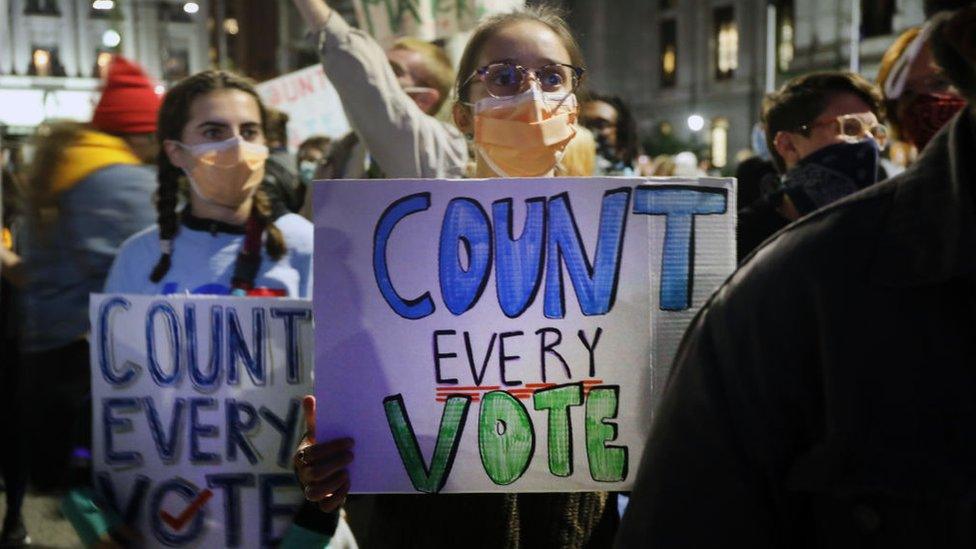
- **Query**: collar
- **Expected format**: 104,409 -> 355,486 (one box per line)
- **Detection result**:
181,210 -> 247,235
871,108 -> 976,286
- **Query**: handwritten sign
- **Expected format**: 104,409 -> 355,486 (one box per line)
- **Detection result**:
256,65 -> 351,151
353,0 -> 525,47
89,295 -> 313,548
313,177 -> 736,493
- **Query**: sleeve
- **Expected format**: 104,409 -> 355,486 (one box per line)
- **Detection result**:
311,14 -> 469,179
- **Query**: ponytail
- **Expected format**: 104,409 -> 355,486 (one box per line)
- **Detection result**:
149,156 -> 181,282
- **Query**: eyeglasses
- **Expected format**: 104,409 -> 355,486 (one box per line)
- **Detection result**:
797,113 -> 889,149
460,62 -> 585,99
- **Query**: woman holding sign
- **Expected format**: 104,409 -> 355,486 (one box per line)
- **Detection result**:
105,71 -> 313,297
292,6 -> 619,548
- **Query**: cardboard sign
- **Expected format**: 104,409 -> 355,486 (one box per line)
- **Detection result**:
313,177 -> 736,493
89,295 -> 314,548
352,0 -> 525,47
256,65 -> 351,151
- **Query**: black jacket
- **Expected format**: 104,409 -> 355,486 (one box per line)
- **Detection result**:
618,109 -> 976,549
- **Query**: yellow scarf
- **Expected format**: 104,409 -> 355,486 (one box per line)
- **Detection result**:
49,130 -> 142,196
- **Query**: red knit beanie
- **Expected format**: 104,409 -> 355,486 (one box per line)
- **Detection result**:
91,56 -> 162,135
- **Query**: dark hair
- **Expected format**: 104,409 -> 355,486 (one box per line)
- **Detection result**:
762,71 -> 882,172
930,7 -> 976,102
586,94 -> 640,165
454,5 -> 585,104
925,0 -> 974,17
150,70 -> 285,283
297,135 -> 332,158
265,108 -> 289,148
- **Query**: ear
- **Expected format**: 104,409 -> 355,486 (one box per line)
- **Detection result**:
163,140 -> 187,170
773,131 -> 801,169
412,88 -> 441,115
453,102 -> 474,137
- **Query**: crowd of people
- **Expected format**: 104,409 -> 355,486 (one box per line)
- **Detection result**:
0,0 -> 975,546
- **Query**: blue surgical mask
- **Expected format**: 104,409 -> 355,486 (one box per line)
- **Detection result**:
299,160 -> 317,185
782,140 -> 880,216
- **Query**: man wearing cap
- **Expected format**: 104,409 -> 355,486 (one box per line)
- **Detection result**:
3,55 -> 160,546
618,2 -> 976,547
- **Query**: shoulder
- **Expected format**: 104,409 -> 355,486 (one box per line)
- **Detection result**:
81,163 -> 157,188
275,213 -> 313,254
116,224 -> 162,261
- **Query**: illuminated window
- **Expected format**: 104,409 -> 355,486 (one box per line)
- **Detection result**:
93,50 -> 113,78
660,19 -> 677,88
777,1 -> 795,72
714,7 -> 738,80
28,47 -> 66,76
710,118 -> 730,169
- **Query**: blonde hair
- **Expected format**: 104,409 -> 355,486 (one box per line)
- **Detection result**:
558,126 -> 596,176
391,37 -> 455,114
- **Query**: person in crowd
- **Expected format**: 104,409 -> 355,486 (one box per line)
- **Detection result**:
734,155 -> 779,215
581,94 -> 640,175
651,154 -> 676,176
1,167 -> 28,547
617,3 -> 976,546
292,0 -> 467,180
877,22 -> 967,156
672,150 -> 703,177
261,108 -> 306,216
104,70 -> 312,298
296,135 -> 332,220
16,56 -> 160,501
292,7 -> 620,548
737,71 -> 885,260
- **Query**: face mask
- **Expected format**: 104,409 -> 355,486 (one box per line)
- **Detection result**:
782,140 -> 880,216
899,92 -> 967,151
299,160 -> 317,185
179,136 -> 269,208
473,86 -> 577,177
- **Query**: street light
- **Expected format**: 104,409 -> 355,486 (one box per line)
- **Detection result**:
92,0 -> 115,10
102,29 -> 122,48
183,2 -> 200,14
687,114 -> 705,132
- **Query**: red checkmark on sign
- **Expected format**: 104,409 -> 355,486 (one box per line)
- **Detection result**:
159,489 -> 213,531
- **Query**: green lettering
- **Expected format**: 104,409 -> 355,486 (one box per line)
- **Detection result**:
478,391 -> 534,485
383,394 -> 470,493
584,386 -> 628,482
532,383 -> 583,477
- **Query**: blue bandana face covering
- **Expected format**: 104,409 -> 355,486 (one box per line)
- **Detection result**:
783,140 -> 880,216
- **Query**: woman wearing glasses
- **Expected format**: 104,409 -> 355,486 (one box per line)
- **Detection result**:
289,7 -> 618,548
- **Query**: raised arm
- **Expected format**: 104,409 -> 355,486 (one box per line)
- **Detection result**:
290,0 -> 468,179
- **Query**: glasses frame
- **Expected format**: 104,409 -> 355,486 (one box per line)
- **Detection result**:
797,112 -> 889,149
460,61 -> 585,100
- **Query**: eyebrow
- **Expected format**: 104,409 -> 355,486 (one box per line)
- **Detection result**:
195,120 -> 230,131
485,57 -> 561,67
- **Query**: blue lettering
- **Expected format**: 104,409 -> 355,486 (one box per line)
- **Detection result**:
544,189 -> 631,318
373,193 -> 435,319
143,397 -> 185,463
96,472 -> 149,525
98,297 -> 137,385
227,307 -> 266,386
150,478 -> 206,545
186,304 -> 222,390
226,399 -> 260,465
259,400 -> 301,468
439,197 -> 492,315
207,473 -> 254,548
270,308 -> 311,384
189,397 -> 220,464
493,198 -> 546,318
102,398 -> 142,467
146,301 -> 183,387
632,185 -> 728,311
260,474 -> 300,547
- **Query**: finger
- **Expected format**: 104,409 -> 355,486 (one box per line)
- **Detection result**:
295,437 -> 354,467
301,395 -> 316,444
304,451 -> 354,483
316,480 -> 351,514
304,470 -> 349,502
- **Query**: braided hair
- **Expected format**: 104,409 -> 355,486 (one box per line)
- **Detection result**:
150,70 -> 286,285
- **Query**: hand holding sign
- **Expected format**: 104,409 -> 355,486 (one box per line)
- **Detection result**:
294,396 -> 355,512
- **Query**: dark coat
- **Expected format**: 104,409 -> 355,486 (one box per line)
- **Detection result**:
617,108 -> 976,549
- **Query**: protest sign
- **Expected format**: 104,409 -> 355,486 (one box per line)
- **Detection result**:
352,0 -> 525,47
256,65 -> 351,151
313,177 -> 736,493
90,295 -> 313,548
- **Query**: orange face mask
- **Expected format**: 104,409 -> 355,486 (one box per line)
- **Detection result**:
179,136 -> 269,208
473,87 -> 578,177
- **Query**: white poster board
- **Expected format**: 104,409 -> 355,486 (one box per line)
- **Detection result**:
352,0 -> 525,47
256,65 -> 351,151
313,177 -> 736,494
90,295 -> 313,548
